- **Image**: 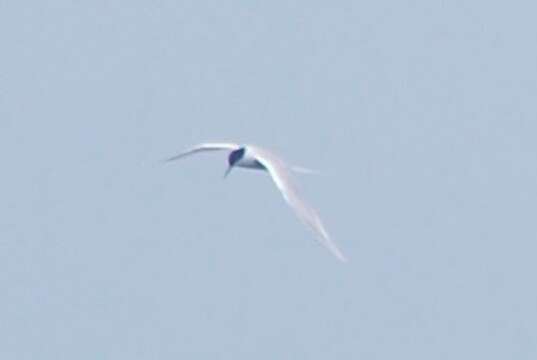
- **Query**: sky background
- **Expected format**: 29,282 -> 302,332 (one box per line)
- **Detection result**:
1,1 -> 537,358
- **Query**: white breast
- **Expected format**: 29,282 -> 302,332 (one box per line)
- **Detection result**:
235,149 -> 266,170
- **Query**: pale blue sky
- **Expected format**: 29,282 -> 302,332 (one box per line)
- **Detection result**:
1,1 -> 537,358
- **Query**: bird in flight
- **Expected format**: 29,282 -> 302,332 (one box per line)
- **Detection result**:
165,142 -> 347,262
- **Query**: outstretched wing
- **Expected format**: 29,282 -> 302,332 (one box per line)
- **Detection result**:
165,142 -> 240,162
249,146 -> 347,262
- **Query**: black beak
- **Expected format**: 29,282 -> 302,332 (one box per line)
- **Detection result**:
223,165 -> 233,178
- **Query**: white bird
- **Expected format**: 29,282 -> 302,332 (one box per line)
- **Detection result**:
166,142 -> 347,262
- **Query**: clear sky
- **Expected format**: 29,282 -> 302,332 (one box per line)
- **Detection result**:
2,1 -> 536,358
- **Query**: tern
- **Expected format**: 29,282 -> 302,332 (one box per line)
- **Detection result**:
166,142 -> 347,262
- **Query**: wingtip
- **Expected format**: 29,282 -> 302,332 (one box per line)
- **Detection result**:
162,153 -> 187,163
161,158 -> 175,164
335,252 -> 348,263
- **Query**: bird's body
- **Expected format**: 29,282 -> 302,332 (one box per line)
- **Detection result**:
232,148 -> 267,170
166,142 -> 347,262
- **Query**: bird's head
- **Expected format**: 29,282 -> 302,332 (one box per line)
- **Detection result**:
224,147 -> 245,178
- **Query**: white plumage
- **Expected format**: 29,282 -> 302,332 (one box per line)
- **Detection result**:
166,142 -> 347,262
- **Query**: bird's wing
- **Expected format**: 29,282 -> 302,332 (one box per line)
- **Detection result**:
165,142 -> 240,162
249,146 -> 347,262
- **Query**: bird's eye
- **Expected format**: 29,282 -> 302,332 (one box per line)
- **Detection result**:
229,148 -> 245,165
